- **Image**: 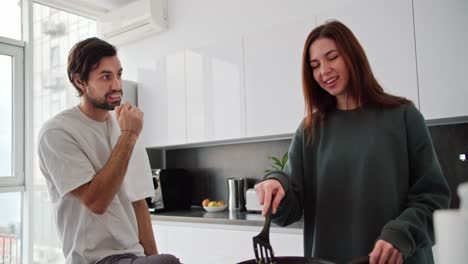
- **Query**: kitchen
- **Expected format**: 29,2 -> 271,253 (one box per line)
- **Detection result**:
0,0 -> 467,263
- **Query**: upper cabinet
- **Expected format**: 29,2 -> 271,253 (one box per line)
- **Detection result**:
138,51 -> 187,147
413,0 -> 468,119
137,1 -> 467,148
185,39 -> 245,142
318,0 -> 419,105
140,40 -> 245,148
243,18 -> 315,137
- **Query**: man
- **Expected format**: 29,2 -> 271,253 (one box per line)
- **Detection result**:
38,37 -> 180,264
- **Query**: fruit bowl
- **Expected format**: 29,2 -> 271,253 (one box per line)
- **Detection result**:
203,205 -> 227,212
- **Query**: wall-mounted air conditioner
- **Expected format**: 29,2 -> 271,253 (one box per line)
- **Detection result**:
97,0 -> 168,46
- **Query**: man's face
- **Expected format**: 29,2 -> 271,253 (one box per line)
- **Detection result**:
81,55 -> 123,110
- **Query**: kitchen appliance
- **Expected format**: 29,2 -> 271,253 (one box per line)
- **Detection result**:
227,177 -> 246,212
149,169 -> 164,211
98,0 -> 168,45
148,168 -> 192,212
433,181 -> 468,264
245,188 -> 262,212
122,80 -> 138,105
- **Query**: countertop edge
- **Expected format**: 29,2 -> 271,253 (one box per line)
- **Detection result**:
150,212 -> 303,234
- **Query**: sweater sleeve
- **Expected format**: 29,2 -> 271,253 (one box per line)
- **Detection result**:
379,104 -> 451,259
264,122 -> 305,227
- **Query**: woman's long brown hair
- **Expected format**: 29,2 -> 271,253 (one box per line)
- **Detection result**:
302,20 -> 411,142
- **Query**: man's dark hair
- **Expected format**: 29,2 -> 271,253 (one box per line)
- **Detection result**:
67,37 -> 117,96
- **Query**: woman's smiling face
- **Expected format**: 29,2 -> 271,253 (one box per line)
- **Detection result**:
309,37 -> 350,99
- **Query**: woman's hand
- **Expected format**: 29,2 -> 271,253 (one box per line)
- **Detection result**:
369,239 -> 403,264
254,179 -> 285,216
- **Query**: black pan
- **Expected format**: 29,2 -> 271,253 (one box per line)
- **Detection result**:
237,256 -> 335,264
237,255 -> 369,264
243,204 -> 370,264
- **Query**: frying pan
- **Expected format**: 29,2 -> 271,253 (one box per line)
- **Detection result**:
241,203 -> 370,264
237,255 -> 369,264
237,256 -> 335,264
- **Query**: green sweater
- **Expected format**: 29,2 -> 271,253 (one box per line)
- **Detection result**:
267,103 -> 450,264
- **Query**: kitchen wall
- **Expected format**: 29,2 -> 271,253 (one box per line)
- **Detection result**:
126,0 -> 468,206
149,139 -> 291,205
147,122 -> 468,208
117,0 -> 352,80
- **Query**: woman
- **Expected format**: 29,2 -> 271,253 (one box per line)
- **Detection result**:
255,20 -> 450,264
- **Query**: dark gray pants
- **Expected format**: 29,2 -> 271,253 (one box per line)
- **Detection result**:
97,253 -> 181,264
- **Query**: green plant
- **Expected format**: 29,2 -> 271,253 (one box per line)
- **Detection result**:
264,152 -> 288,174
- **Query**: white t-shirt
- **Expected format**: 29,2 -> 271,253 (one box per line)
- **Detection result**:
38,106 -> 153,264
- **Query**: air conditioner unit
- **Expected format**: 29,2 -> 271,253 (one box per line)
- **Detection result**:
97,0 -> 168,46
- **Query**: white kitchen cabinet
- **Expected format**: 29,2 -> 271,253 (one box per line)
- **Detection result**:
138,52 -> 187,147
185,38 -> 246,142
413,0 -> 468,119
317,0 -> 419,107
152,221 -> 303,264
243,18 -> 315,137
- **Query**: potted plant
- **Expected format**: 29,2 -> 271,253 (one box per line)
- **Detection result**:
264,151 -> 288,174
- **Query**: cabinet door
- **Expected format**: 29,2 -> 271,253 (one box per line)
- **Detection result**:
318,0 -> 419,106
185,38 -> 245,142
138,52 -> 187,147
243,18 -> 315,137
414,0 -> 468,119
152,224 -> 169,254
152,221 -> 303,264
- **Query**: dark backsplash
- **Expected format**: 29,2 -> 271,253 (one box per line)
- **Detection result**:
159,140 -> 290,206
428,123 -> 468,208
147,122 -> 468,208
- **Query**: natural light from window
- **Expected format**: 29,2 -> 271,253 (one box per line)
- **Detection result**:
0,192 -> 21,264
32,3 -> 97,263
0,55 -> 13,177
0,1 -> 23,263
0,0 -> 22,40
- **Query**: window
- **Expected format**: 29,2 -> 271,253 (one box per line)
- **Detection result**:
0,3 -> 25,264
0,54 -> 13,178
0,0 -> 22,40
0,41 -> 24,186
31,3 -> 96,263
0,192 -> 22,264
50,46 -> 59,69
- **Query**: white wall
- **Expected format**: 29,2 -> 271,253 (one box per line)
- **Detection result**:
118,0 -> 353,80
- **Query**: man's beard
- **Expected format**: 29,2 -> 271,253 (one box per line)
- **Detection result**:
86,90 -> 123,110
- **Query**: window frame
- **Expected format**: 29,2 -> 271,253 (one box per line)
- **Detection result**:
0,36 -> 25,189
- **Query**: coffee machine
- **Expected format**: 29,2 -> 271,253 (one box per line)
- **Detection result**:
152,169 -> 165,210
147,168 -> 192,212
146,169 -> 164,212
